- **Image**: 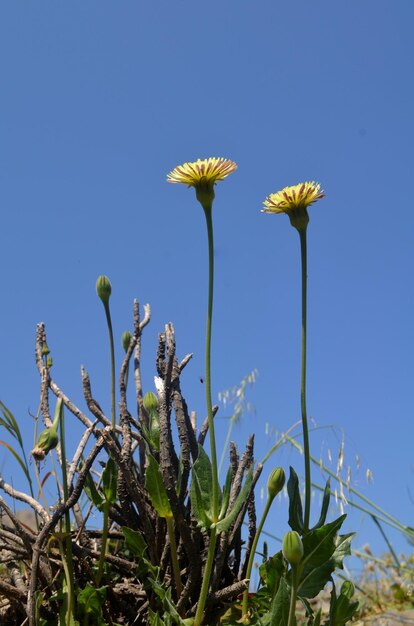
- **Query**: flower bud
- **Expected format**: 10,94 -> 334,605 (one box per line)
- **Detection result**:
282,530 -> 304,566
122,331 -> 132,353
96,275 -> 112,305
46,356 -> 53,368
340,580 -> 355,599
41,342 -> 50,356
267,467 -> 285,499
31,427 -> 59,461
143,391 -> 158,414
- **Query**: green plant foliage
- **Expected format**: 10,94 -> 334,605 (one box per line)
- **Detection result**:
260,552 -> 286,599
270,577 -> 291,626
77,584 -> 107,625
301,516 -> 347,570
312,478 -> 331,531
191,445 -> 215,529
215,467 -> 253,533
287,467 -> 304,534
145,453 -> 172,518
84,468 -> 105,511
298,532 -> 353,599
327,580 -> 359,626
102,457 -> 118,505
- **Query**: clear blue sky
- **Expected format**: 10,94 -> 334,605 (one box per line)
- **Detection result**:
1,1 -> 413,567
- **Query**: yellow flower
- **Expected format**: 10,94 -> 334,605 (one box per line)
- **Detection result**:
262,181 -> 324,231
167,157 -> 237,187
167,157 -> 237,211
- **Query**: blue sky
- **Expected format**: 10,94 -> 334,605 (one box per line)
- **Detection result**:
1,1 -> 413,567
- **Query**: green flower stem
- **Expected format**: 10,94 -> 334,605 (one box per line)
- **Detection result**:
95,299 -> 116,587
166,516 -> 182,598
203,205 -> 219,521
96,502 -> 110,586
194,526 -> 217,626
287,567 -> 300,626
194,204 -> 220,626
242,496 -> 275,617
59,401 -> 75,623
299,228 -> 311,533
103,302 -> 116,430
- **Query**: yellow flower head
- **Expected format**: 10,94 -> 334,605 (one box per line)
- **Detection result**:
262,181 -> 325,231
167,157 -> 237,210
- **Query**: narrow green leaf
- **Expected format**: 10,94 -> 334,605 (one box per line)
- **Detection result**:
215,467 -> 253,534
311,478 -> 331,530
102,457 -> 118,505
145,454 -> 172,518
148,609 -> 166,626
270,576 -> 291,626
219,464 -> 233,519
84,470 -> 105,511
190,445 -> 214,529
0,401 -> 23,447
287,466 -> 304,534
0,440 -> 30,484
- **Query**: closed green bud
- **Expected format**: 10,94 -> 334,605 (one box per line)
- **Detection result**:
41,342 -> 50,356
282,530 -> 304,566
267,467 -> 285,499
46,356 -> 53,368
122,330 -> 132,353
31,427 -> 59,461
143,391 -> 158,414
96,275 -> 112,305
340,580 -> 355,599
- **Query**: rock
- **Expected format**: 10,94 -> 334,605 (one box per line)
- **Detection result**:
354,610 -> 414,625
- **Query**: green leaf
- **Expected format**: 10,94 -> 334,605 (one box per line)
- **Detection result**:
145,454 -> 172,518
122,526 -> 148,557
302,515 -> 346,570
311,478 -> 331,530
149,609 -> 167,626
78,584 -> 106,622
0,401 -> 23,447
102,456 -> 118,505
329,580 -> 359,626
149,409 -> 161,452
219,465 -> 233,519
270,576 -> 291,626
259,551 -> 285,598
190,445 -> 214,529
287,467 -> 304,534
122,526 -> 159,579
215,467 -> 253,534
84,470 -> 105,511
0,440 -> 31,484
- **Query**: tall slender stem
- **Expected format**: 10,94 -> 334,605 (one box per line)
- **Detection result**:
193,206 -> 220,626
287,567 -> 299,626
242,496 -> 274,616
59,403 -> 75,623
104,303 -> 116,430
194,527 -> 217,626
203,206 -> 219,521
299,228 -> 311,533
